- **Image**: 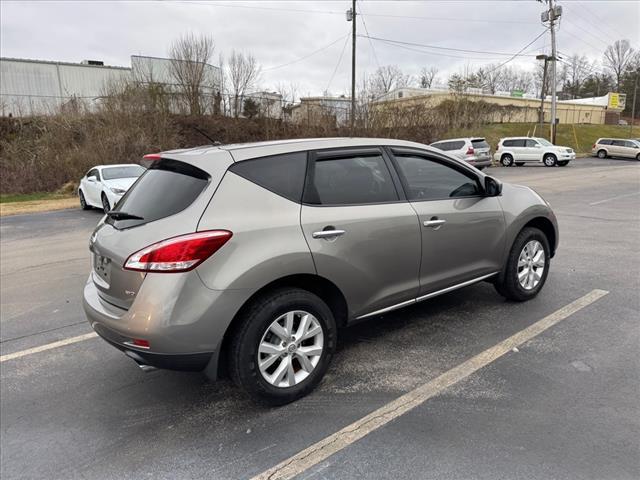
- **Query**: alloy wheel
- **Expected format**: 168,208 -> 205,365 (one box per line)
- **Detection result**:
544,155 -> 556,167
257,310 -> 324,388
517,240 -> 545,290
102,196 -> 110,213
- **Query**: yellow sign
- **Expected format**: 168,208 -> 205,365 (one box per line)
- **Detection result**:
608,92 -> 626,110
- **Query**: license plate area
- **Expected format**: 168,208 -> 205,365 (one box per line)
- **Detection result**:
93,253 -> 112,286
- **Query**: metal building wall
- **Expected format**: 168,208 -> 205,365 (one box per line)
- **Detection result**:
0,58 -> 131,116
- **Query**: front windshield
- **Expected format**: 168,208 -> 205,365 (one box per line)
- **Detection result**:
102,165 -> 145,180
537,138 -> 553,146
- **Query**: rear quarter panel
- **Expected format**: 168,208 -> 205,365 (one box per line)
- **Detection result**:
196,172 -> 316,290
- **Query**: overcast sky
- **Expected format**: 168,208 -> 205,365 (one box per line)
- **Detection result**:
1,0 -> 639,96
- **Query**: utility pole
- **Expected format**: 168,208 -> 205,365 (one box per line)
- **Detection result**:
347,0 -> 357,134
537,54 -> 549,135
630,74 -> 637,135
549,0 -> 558,144
541,0 -> 561,143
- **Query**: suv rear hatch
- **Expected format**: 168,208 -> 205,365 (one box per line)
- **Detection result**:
471,138 -> 491,159
89,152 -> 232,309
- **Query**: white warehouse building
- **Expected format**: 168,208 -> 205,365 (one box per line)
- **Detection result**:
0,56 -> 222,116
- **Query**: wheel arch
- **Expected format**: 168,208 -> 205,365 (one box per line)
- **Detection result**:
522,216 -> 557,258
211,273 -> 348,379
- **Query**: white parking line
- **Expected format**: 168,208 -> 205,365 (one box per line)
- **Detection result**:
589,191 -> 640,206
251,289 -> 609,480
0,332 -> 97,363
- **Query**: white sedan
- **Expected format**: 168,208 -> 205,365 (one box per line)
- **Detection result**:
78,164 -> 145,212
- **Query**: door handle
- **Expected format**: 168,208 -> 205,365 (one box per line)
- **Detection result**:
423,219 -> 446,228
312,229 -> 346,239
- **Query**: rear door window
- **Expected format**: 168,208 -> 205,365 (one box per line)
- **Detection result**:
229,152 -> 307,202
107,158 -> 209,229
304,152 -> 398,205
611,140 -> 625,147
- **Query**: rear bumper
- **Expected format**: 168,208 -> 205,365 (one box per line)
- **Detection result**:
466,158 -> 492,168
96,330 -> 212,371
82,272 -> 254,375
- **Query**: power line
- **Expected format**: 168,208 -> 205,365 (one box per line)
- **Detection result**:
263,34 -> 349,72
168,1 -> 539,25
484,29 -> 550,74
325,32 -> 351,93
573,1 -> 634,47
561,3 -> 618,45
360,34 -> 544,58
361,11 -> 538,25
368,36 -> 544,61
357,1 -> 381,69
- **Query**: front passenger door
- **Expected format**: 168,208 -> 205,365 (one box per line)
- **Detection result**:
300,148 -> 421,319
524,139 -> 542,161
389,148 -> 506,296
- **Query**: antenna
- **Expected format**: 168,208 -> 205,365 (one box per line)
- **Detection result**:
192,126 -> 221,146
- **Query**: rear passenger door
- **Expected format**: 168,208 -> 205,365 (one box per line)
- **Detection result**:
388,148 -> 505,296
610,140 -> 625,157
300,148 -> 422,319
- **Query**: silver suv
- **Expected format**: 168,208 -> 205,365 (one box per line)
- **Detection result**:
83,138 -> 558,405
430,137 -> 492,169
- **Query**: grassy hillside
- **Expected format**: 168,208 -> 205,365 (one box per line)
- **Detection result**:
441,123 -> 637,154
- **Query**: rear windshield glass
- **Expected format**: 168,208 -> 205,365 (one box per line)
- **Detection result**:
106,158 -> 209,229
102,165 -> 145,180
471,139 -> 490,149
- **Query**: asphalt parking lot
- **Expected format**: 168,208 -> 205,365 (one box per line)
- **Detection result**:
1,157 -> 639,480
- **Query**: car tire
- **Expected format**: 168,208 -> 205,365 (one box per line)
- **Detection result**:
228,288 -> 337,406
494,227 -> 550,302
543,154 -> 557,167
79,190 -> 90,210
101,194 -> 110,213
597,149 -> 607,159
477,166 -> 485,171
636,153 -> 640,161
515,162 -> 525,167
558,161 -> 569,167
501,154 -> 514,167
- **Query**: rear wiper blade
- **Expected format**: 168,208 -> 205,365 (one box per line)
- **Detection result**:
106,211 -> 144,220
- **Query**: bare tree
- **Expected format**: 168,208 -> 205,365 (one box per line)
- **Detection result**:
604,39 -> 636,90
475,64 -> 503,94
369,65 -> 412,97
168,33 -> 215,116
419,67 -> 438,89
227,50 -> 261,117
561,54 -> 590,98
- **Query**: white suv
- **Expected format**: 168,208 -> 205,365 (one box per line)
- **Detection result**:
494,137 -> 575,167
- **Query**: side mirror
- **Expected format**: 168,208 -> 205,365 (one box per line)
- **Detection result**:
484,176 -> 502,197
87,175 -> 97,182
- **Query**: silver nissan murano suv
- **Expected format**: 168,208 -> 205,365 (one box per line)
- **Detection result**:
83,138 -> 558,405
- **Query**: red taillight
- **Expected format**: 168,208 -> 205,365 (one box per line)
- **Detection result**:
466,147 -> 475,155
592,144 -> 596,149
132,338 -> 150,348
124,230 -> 233,273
